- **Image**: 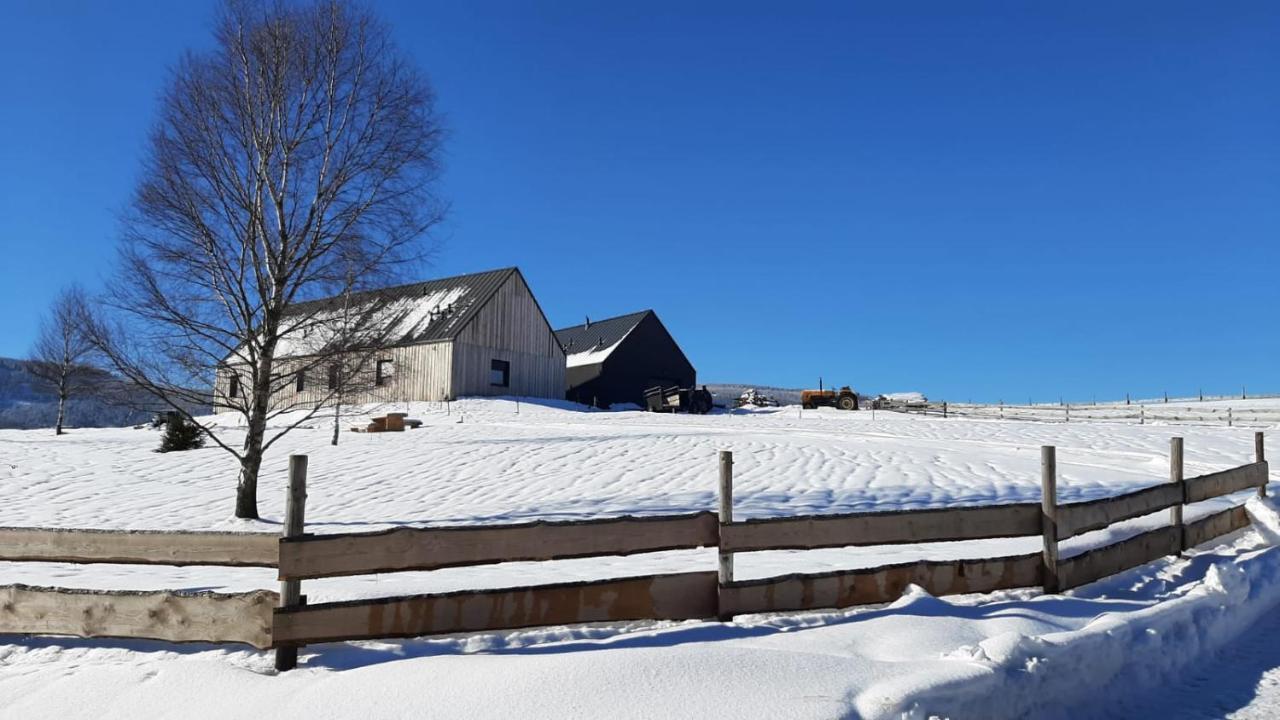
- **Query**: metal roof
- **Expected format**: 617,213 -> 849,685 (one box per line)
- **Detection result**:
555,310 -> 652,359
285,267 -> 517,346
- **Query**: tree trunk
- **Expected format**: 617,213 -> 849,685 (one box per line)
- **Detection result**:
236,397 -> 269,519
235,348 -> 275,520
54,391 -> 66,436
236,444 -> 263,519
331,398 -> 341,446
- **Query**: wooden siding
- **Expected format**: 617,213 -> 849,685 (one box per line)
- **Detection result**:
452,343 -> 566,399
215,341 -> 454,413
452,271 -> 565,399
215,270 -> 564,409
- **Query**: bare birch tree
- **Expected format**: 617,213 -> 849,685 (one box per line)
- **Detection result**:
28,286 -> 95,435
86,0 -> 445,519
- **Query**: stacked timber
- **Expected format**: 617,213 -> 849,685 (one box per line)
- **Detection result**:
352,413 -> 420,433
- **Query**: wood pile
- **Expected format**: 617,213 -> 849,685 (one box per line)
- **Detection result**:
351,412 -> 422,433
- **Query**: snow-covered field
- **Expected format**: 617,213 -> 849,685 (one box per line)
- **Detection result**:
1,399 -> 1278,718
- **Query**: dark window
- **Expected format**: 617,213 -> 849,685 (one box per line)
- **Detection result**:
376,359 -> 394,387
327,364 -> 340,390
228,373 -> 240,399
490,359 -> 510,388
295,371 -> 305,392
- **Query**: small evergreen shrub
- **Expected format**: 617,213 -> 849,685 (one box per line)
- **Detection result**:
157,414 -> 205,453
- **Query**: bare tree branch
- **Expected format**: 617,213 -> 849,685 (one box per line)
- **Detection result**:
28,286 -> 97,436
89,0 -> 445,519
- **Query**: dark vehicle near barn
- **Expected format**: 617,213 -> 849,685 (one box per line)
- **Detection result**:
645,385 -> 713,414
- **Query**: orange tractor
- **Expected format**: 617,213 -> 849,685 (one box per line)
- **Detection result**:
801,382 -> 859,411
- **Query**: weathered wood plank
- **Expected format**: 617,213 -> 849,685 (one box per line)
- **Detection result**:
0,584 -> 277,649
719,503 -> 1042,553
1185,462 -> 1269,503
719,553 -> 1042,617
1056,483 -> 1184,541
0,527 -> 279,567
279,512 -> 719,580
272,571 -> 717,645
1057,526 -> 1182,591
1184,505 -> 1251,549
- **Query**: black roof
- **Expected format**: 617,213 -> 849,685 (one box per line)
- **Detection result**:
286,267 -> 518,345
555,310 -> 652,357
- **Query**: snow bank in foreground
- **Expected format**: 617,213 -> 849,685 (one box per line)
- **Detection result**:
876,497 -> 1280,719
4,512 -> 1280,719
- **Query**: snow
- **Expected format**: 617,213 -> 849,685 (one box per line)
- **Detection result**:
564,335 -> 626,368
881,391 -> 927,403
273,285 -> 471,357
2,399 -> 1279,718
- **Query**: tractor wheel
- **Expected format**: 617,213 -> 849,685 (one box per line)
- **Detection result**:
838,395 -> 856,411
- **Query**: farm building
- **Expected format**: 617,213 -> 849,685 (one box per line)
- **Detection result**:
555,310 -> 696,409
214,267 -> 565,410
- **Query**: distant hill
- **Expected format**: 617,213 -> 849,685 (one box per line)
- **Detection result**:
0,357 -> 207,430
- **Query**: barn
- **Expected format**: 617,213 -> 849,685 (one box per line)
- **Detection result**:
214,267 -> 565,409
555,310 -> 696,409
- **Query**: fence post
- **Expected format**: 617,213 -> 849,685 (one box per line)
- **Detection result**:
1170,437 -> 1184,551
1229,407 -> 1233,427
943,401 -> 948,419
1065,405 -> 1070,423
1140,406 -> 1145,425
275,454 -> 308,672
1257,432 -> 1267,498
717,450 -> 734,621
1040,446 -> 1059,593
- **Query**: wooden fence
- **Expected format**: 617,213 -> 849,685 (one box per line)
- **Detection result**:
894,400 -> 1280,427
0,527 -> 278,649
0,433 -> 1269,672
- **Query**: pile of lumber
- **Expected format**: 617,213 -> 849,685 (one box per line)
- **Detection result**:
351,413 -> 423,433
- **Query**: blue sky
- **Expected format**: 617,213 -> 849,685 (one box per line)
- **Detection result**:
0,1 -> 1276,402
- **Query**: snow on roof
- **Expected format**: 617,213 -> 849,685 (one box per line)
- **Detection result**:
565,336 -> 627,368
275,285 -> 473,358
264,268 -> 515,359
556,310 -> 649,368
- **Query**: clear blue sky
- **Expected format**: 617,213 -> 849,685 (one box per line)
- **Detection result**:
1,1 -> 1276,402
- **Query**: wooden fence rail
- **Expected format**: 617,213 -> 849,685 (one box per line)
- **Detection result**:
0,584 -> 277,649
278,512 -> 719,581
273,572 -> 717,645
0,435 -> 1269,670
0,527 -> 278,567
718,553 -> 1042,617
718,503 -> 1042,553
